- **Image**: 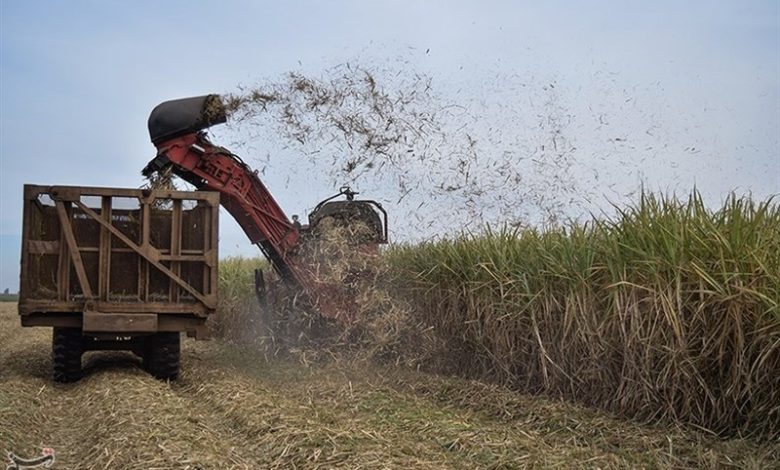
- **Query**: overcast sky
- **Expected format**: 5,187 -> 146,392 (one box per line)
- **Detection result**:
1,0 -> 778,292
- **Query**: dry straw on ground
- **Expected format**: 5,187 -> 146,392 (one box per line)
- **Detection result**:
2,303 -> 778,469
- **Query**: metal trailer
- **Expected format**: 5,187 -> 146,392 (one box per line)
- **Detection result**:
18,184 -> 219,382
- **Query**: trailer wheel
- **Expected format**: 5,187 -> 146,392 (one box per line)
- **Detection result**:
52,328 -> 83,383
143,332 -> 180,380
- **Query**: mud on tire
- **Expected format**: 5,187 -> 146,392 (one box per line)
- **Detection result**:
143,332 -> 180,380
52,327 -> 83,383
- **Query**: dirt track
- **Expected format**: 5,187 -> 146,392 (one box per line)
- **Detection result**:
1,303 -> 777,469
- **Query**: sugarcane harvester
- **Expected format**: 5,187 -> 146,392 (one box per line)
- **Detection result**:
142,95 -> 387,321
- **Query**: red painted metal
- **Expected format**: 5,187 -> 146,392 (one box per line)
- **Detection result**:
153,132 -> 349,320
156,133 -> 298,250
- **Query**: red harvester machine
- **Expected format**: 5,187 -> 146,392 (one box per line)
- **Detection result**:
143,95 -> 388,321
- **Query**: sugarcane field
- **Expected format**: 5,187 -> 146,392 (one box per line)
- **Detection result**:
1,2 -> 779,469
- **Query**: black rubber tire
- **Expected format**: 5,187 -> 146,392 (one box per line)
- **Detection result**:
143,332 -> 180,380
52,328 -> 83,383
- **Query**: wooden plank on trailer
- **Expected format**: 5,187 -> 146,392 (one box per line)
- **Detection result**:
141,200 -> 150,302
73,201 -> 215,308
18,188 -> 33,303
83,311 -> 158,333
55,200 -> 93,299
57,205 -> 70,301
20,300 -> 208,316
27,240 -> 59,255
171,199 -> 182,303
210,199 -> 219,297
99,196 -> 111,301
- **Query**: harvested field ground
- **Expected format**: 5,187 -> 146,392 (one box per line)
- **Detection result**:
1,304 -> 777,469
